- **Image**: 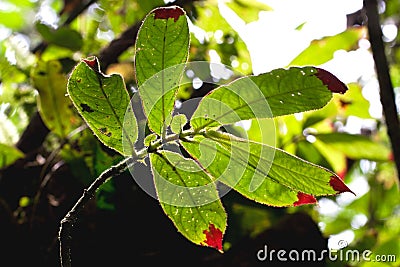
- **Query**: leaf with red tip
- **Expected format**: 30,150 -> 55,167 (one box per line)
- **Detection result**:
315,68 -> 348,94
153,5 -> 185,22
182,133 -> 355,207
293,192 -> 317,206
329,176 -> 355,195
135,5 -> 189,135
150,151 -> 227,252
191,67 -> 337,129
82,57 -> 100,71
67,56 -> 137,155
203,224 -> 223,252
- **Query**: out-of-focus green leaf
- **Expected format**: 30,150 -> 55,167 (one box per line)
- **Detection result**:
99,0 -> 164,37
312,139 -> 347,178
316,133 -> 391,161
0,11 -> 24,29
96,179 -> 116,211
335,83 -> 371,118
226,0 -> 272,24
193,1 -> 252,74
246,118 -> 275,146
296,140 -> 332,170
150,151 -> 227,252
0,143 -> 24,168
230,203 -> 272,238
289,27 -> 365,66
35,22 -> 83,51
135,6 -> 189,135
67,57 -> 137,155
31,59 -> 78,138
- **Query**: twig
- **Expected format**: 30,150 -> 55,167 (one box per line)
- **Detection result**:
364,0 -> 400,181
58,156 -> 135,267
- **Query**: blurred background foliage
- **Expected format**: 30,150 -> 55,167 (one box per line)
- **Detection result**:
0,0 -> 399,266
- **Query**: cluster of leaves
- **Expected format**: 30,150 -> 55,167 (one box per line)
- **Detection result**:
65,6 -> 354,251
0,0 -> 399,265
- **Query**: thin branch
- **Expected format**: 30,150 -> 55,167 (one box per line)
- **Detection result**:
364,0 -> 400,181
98,22 -> 141,71
58,156 -> 135,267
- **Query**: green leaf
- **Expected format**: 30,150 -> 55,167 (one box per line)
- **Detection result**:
312,139 -> 347,177
35,22 -> 83,51
181,132 -> 353,206
170,114 -> 188,134
31,59 -> 78,138
0,11 -> 24,29
335,83 -> 371,118
246,118 -> 276,146
67,57 -> 137,156
289,27 -> 365,66
295,140 -> 332,170
135,6 -> 189,136
192,2 -> 253,74
0,143 -> 24,168
150,151 -> 226,252
190,67 -> 335,130
226,0 -> 272,24
315,133 -> 391,161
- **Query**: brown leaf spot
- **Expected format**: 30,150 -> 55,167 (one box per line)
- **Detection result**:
315,68 -> 348,94
80,103 -> 94,113
99,127 -> 112,137
153,6 -> 185,22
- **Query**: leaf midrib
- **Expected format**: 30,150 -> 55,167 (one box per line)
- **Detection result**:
94,72 -> 134,153
154,152 -> 217,235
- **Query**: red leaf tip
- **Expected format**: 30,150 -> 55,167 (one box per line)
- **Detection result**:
329,176 -> 355,196
82,57 -> 100,71
315,68 -> 348,94
202,224 -> 223,252
153,6 -> 185,22
293,192 -> 317,206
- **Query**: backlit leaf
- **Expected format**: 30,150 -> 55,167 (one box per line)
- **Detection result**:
35,22 -> 83,51
190,67 -> 345,130
226,0 -> 272,24
67,57 -> 137,156
316,133 -> 391,161
289,27 -> 365,66
31,59 -> 78,138
135,6 -> 189,136
181,132 -> 353,207
150,151 -> 226,252
0,143 -> 24,168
